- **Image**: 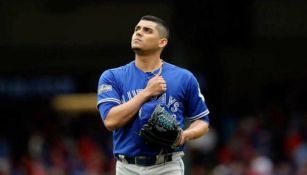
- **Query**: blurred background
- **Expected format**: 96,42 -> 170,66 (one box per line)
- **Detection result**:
0,0 -> 307,174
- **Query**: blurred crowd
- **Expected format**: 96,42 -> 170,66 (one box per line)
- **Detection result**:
188,111 -> 307,175
187,79 -> 307,175
0,115 -> 116,175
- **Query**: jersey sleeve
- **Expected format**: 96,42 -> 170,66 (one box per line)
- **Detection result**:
185,73 -> 210,123
97,70 -> 122,120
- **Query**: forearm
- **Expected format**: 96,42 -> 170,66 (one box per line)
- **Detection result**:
181,120 -> 209,143
104,91 -> 150,130
103,75 -> 166,131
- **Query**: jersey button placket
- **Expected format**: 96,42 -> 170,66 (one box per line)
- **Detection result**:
147,72 -> 153,79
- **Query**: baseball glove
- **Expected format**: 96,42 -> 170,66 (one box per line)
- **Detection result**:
139,104 -> 182,149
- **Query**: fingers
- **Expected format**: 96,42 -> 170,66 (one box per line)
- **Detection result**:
161,81 -> 167,91
145,76 -> 167,97
179,132 -> 185,146
153,75 -> 164,81
157,76 -> 167,91
150,76 -> 166,86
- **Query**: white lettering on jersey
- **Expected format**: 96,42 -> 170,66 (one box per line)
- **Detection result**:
127,91 -> 132,100
166,96 -> 177,108
132,90 -> 137,97
127,89 -> 144,100
158,93 -> 167,104
171,102 -> 179,113
125,89 -> 180,113
121,95 -> 126,103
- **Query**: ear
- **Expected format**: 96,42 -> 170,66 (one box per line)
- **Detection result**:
158,38 -> 168,48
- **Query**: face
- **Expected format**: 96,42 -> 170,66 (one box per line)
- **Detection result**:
131,20 -> 167,53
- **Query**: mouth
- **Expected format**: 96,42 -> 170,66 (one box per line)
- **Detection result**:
133,38 -> 142,42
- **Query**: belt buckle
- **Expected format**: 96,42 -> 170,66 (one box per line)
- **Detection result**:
156,154 -> 166,164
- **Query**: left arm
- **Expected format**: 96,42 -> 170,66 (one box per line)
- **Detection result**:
179,72 -> 210,145
179,119 -> 209,145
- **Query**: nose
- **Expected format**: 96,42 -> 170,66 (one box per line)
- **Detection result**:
136,32 -> 142,37
135,29 -> 143,36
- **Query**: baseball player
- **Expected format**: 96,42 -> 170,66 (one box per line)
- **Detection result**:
97,15 -> 210,175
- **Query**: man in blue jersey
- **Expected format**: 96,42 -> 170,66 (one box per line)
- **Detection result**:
97,15 -> 210,175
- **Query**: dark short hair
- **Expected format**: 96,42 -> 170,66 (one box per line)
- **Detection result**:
141,15 -> 169,39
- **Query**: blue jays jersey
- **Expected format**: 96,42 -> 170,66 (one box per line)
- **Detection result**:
97,61 -> 209,157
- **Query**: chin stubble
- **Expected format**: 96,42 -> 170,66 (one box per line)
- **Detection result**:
132,47 -> 142,53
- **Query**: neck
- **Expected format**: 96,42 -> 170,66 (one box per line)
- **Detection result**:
135,54 -> 163,72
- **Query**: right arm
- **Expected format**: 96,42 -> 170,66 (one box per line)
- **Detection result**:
103,75 -> 166,131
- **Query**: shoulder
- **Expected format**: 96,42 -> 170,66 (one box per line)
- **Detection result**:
164,62 -> 195,79
99,61 -> 134,78
164,62 -> 200,89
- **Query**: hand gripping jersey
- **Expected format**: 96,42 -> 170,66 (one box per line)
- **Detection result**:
97,61 -> 209,157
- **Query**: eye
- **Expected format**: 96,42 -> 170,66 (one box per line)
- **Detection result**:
134,26 -> 140,32
143,27 -> 153,34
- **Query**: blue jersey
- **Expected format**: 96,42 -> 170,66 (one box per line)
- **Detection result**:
97,61 -> 209,157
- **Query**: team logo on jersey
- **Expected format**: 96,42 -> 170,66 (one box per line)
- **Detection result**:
98,84 -> 112,94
